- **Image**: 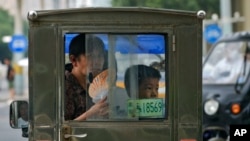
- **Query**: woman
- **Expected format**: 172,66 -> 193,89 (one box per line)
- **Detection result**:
65,34 -> 108,121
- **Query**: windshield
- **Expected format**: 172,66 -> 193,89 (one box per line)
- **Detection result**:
203,41 -> 250,84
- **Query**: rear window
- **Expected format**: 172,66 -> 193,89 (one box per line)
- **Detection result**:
64,33 -> 167,121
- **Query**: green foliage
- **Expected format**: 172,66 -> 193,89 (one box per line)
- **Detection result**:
0,8 -> 14,62
0,8 -> 28,62
112,0 -> 219,18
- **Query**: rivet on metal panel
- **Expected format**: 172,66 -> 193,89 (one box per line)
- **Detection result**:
197,10 -> 206,19
27,11 -> 38,21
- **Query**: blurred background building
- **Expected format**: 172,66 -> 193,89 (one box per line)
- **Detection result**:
0,0 -> 111,96
233,0 -> 250,31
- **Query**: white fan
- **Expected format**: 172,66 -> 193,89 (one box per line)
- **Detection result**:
88,69 -> 115,103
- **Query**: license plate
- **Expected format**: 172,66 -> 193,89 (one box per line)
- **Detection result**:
127,98 -> 164,118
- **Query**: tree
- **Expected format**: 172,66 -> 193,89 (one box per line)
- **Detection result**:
0,8 -> 14,62
112,0 -> 219,18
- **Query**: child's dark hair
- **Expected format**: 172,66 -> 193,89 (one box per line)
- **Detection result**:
124,64 -> 161,97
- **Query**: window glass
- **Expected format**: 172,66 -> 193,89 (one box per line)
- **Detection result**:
64,33 -> 167,121
203,41 -> 250,84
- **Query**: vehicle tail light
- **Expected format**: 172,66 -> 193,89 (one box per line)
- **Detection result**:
231,103 -> 241,114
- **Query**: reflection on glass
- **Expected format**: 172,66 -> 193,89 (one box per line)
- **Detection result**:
18,102 -> 28,128
10,101 -> 29,128
64,33 -> 166,121
203,41 -> 250,84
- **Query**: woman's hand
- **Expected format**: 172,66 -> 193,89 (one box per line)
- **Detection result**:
88,96 -> 109,117
74,96 -> 108,121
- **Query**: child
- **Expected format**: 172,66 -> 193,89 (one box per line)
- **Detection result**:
124,64 -> 161,99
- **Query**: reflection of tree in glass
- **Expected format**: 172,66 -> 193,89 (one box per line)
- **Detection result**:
150,60 -> 165,72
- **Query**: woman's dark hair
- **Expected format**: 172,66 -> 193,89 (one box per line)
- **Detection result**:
69,34 -> 105,57
65,34 -> 118,83
124,64 -> 161,97
69,34 -> 86,57
66,34 -> 105,72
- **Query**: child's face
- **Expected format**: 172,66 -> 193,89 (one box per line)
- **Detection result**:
138,78 -> 159,99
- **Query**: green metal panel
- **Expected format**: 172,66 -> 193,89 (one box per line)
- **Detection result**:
175,24 -> 202,140
29,26 -> 58,140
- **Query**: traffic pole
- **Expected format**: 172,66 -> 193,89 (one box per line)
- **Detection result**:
13,0 -> 24,96
220,0 -> 233,35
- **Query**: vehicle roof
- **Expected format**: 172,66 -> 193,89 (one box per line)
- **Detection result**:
31,7 -> 197,16
216,31 -> 250,43
27,7 -> 204,29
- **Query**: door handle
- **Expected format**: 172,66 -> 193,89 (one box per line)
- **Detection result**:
64,133 -> 87,138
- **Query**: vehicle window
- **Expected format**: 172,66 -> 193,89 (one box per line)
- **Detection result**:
203,41 -> 250,84
64,33 -> 167,121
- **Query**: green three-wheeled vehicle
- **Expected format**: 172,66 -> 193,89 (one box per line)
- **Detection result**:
9,7 -> 205,141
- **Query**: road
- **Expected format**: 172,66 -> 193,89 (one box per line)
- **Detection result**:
0,82 -> 28,141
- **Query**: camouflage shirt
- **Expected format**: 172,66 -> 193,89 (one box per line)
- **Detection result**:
65,71 -> 87,120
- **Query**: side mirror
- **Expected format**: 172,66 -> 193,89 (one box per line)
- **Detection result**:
9,101 -> 29,129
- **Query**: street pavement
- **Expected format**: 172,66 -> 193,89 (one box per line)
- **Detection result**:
0,88 -> 28,103
0,81 -> 28,141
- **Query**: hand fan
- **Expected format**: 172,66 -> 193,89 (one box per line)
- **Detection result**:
88,69 -> 115,103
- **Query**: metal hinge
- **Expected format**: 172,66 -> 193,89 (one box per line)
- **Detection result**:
172,35 -> 176,52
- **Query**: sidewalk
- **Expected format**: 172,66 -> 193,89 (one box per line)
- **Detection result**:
0,77 -> 28,102
0,88 -> 28,102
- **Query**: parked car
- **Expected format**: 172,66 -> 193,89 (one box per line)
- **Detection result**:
202,31 -> 250,141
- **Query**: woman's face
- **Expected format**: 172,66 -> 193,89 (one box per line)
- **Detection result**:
73,47 -> 105,78
74,54 -> 88,76
86,47 -> 105,77
138,78 -> 159,99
